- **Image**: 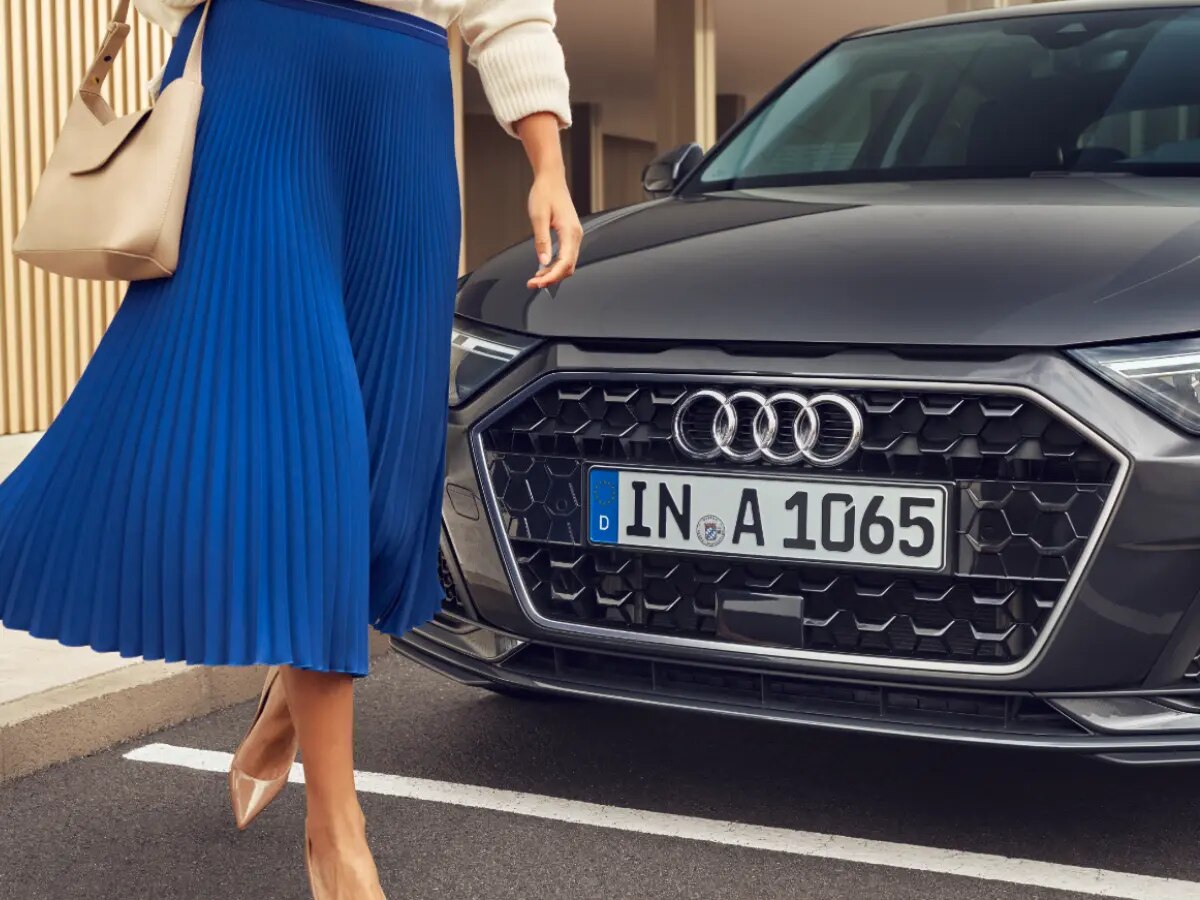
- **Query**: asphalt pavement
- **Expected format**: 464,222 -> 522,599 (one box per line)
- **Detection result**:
2,651 -> 1199,900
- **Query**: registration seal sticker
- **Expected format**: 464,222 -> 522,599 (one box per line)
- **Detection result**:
696,515 -> 727,548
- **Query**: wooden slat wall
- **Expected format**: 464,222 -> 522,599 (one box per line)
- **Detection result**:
0,1 -> 170,435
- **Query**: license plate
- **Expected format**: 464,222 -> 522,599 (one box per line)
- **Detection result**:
587,467 -> 948,571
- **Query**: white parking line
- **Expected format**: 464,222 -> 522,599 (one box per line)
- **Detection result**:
126,742 -> 1197,900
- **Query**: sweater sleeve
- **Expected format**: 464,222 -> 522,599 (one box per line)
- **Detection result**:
131,0 -> 201,35
457,0 -> 572,138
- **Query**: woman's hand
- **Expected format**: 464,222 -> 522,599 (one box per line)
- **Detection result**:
527,171 -> 583,288
516,112 -> 583,289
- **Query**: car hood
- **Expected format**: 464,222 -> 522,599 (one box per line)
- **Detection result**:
457,178 -> 1200,348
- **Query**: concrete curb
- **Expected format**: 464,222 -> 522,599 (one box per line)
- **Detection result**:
0,631 -> 391,783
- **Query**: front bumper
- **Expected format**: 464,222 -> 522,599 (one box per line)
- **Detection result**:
392,615 -> 1200,763
407,342 -> 1200,761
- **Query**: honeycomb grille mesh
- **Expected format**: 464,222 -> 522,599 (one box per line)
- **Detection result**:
485,382 -> 1117,483
438,549 -> 465,614
481,379 -> 1117,665
501,643 -> 1085,735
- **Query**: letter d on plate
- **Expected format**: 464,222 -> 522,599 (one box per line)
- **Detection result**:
590,469 -> 620,544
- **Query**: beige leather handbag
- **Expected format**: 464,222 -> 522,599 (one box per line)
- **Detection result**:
13,0 -> 211,281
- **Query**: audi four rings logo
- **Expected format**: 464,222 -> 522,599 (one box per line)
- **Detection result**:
671,389 -> 866,467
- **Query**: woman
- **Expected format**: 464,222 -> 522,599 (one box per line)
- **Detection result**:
0,0 -> 579,896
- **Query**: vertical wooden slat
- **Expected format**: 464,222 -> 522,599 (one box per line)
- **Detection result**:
0,0 -> 18,434
66,6 -> 87,385
32,1 -> 50,427
0,0 -> 171,435
86,0 -> 106,351
16,0 -> 38,431
44,0 -> 65,414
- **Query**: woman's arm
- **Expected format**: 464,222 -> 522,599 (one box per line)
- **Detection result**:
458,0 -> 579,286
517,112 -> 582,288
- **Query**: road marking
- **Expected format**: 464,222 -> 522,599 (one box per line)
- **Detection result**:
127,742 -> 1197,900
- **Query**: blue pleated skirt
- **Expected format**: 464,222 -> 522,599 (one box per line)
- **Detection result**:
0,0 -> 461,676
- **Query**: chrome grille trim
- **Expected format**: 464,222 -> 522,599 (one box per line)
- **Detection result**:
469,371 -> 1130,677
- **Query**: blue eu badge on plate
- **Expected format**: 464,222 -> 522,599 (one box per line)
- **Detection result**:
589,469 -> 619,544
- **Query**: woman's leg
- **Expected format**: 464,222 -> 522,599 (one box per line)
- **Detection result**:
234,671 -> 296,778
281,667 -> 385,898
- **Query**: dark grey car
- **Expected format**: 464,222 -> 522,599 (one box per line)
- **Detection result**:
394,0 -> 1200,763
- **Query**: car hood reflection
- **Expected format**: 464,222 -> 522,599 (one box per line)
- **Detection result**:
457,178 -> 1200,348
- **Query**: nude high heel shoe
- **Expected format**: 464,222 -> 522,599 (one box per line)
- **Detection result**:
228,666 -> 299,830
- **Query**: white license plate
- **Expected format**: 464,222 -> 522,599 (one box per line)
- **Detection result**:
587,468 -> 948,571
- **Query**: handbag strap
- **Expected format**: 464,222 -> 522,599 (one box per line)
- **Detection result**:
82,0 -> 211,97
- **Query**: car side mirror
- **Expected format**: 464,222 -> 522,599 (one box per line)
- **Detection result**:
642,143 -> 705,198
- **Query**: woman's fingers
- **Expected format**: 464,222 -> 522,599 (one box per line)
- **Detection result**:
527,237 -> 578,287
528,258 -> 570,289
556,217 -> 582,274
532,210 -> 554,270
531,208 -> 553,268
527,211 -> 582,289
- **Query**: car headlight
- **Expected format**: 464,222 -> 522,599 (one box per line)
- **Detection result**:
449,317 -> 539,407
1070,337 -> 1200,435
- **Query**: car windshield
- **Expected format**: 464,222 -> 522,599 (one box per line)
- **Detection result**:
694,6 -> 1200,190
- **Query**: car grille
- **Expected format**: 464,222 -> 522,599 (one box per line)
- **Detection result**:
478,378 -> 1120,667
1185,651 -> 1200,682
438,549 -> 466,615
500,643 -> 1084,736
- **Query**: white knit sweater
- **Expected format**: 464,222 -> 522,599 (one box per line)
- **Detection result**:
133,0 -> 572,136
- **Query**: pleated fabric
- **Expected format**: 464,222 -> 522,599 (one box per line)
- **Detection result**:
0,0 -> 461,677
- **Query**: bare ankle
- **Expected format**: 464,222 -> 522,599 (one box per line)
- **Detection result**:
306,804 -> 368,848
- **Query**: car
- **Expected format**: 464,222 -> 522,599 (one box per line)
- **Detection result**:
393,0 -> 1200,764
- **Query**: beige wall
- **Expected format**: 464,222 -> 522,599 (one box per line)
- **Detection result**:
603,135 -> 656,210
0,2 -> 171,436
463,113 -> 539,271
654,0 -> 716,152
464,119 -> 656,269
